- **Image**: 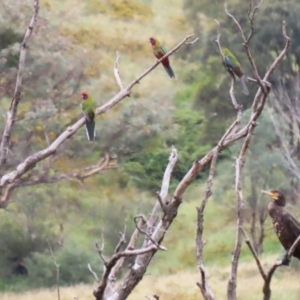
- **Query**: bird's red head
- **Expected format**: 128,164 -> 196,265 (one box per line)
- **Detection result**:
81,91 -> 88,100
149,37 -> 156,46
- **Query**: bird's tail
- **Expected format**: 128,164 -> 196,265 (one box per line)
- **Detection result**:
85,120 -> 96,141
163,65 -> 175,79
239,77 -> 249,95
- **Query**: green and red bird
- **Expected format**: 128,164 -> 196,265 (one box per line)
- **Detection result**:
81,91 -> 96,141
149,37 -> 175,79
223,48 -> 249,95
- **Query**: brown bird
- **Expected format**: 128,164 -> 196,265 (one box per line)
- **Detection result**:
261,189 -> 300,265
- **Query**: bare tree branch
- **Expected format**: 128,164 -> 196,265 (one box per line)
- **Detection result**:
96,229 -> 107,265
264,21 -> 290,80
114,51 -> 124,91
134,215 -> 166,250
241,228 -> 267,281
114,224 -> 127,254
147,146 -> 178,235
108,218 -> 146,285
88,263 -> 100,283
196,148 -> 218,300
225,2 -> 265,92
227,120 -> 257,300
19,153 -> 111,186
246,0 -> 264,43
0,0 -> 40,171
0,154 -> 111,207
93,244 -> 163,299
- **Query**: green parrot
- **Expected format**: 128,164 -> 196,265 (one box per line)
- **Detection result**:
149,37 -> 175,79
223,48 -> 249,95
81,91 -> 96,141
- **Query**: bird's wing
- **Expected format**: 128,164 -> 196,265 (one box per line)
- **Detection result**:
225,55 -> 244,77
283,212 -> 300,240
160,45 -> 167,55
82,105 -> 95,122
225,56 -> 233,68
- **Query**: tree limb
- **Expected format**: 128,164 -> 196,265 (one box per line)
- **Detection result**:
0,154 -> 111,207
196,148 -> 218,300
227,120 -> 257,300
0,0 -> 40,171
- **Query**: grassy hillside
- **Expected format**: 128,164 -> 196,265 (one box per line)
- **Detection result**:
2,265 -> 300,300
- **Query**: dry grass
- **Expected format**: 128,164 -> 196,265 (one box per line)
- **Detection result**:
2,255 -> 300,300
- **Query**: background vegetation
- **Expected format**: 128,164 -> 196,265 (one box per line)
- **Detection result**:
1,0 -> 300,298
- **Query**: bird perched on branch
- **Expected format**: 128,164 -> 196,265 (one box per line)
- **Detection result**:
149,37 -> 175,79
261,189 -> 300,265
223,48 -> 249,95
81,91 -> 96,141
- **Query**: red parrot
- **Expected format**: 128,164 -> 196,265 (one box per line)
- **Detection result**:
149,37 -> 175,79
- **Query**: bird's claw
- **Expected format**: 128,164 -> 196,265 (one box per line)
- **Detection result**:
281,252 -> 290,266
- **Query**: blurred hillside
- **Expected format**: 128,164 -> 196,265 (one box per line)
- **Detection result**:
1,0 -> 300,297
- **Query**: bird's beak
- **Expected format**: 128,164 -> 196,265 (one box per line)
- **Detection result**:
261,190 -> 273,197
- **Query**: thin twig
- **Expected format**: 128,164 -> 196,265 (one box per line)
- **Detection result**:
247,0 -> 264,43
47,240 -> 60,300
241,227 -> 267,281
134,215 -> 165,250
224,4 -> 246,42
88,263 -> 100,282
185,37 -> 199,45
264,21 -> 291,80
96,229 -> 107,265
214,19 -> 222,56
114,224 -> 127,254
0,154 -> 112,207
114,51 -> 124,90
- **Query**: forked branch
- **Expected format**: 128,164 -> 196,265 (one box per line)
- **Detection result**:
243,229 -> 300,300
0,154 -> 112,208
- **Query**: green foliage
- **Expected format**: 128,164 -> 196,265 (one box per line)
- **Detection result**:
0,27 -> 22,50
182,0 -> 300,127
